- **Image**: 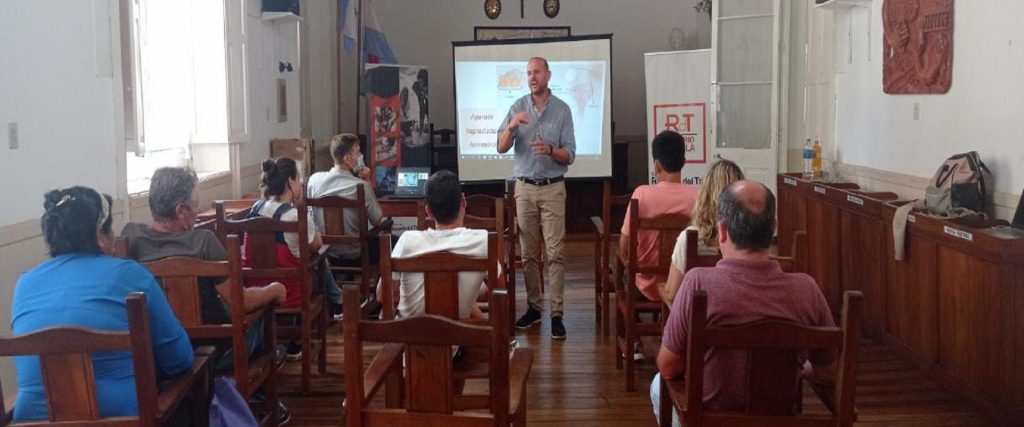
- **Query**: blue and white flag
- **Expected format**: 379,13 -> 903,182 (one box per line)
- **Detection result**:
339,0 -> 397,64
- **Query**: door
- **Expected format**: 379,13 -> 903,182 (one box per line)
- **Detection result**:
710,0 -> 782,193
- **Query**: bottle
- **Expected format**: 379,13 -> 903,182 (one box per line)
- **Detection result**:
802,139 -> 814,180
812,139 -> 823,180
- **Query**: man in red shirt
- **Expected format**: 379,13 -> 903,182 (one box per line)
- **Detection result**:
652,180 -> 835,426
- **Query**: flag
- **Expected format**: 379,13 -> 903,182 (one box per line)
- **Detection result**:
338,0 -> 397,64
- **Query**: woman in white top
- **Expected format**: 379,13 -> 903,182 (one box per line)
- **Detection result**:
660,160 -> 745,302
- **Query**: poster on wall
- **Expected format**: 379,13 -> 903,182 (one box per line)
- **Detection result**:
365,64 -> 430,195
645,49 -> 711,185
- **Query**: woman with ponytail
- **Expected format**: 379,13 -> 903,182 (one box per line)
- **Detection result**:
245,157 -> 327,361
10,186 -> 193,421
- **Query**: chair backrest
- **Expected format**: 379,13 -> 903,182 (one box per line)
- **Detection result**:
209,199 -> 257,242
379,233 -> 500,320
306,186 -> 368,248
138,236 -> 245,338
216,199 -> 311,303
682,228 -> 722,271
627,198 -> 691,277
601,180 -> 631,238
683,290 -> 862,427
772,231 -> 808,274
343,285 -> 512,426
0,294 -> 160,426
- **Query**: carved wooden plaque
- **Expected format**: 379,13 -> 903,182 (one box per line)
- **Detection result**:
882,0 -> 954,94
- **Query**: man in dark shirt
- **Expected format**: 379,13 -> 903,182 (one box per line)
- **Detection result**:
121,167 -> 286,365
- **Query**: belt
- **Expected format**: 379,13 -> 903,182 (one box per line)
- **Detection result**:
518,176 -> 564,186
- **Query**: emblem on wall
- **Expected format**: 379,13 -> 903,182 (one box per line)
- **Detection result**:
882,0 -> 954,94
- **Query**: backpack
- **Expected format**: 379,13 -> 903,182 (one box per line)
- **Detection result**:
924,151 -> 993,216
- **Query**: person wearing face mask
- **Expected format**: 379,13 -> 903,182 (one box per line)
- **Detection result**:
306,134 -> 389,308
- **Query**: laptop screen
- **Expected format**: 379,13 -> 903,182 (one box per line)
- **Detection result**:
395,168 -> 430,197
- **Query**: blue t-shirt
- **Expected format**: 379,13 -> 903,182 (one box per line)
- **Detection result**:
11,253 -> 194,421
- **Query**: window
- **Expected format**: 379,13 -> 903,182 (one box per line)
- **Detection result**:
121,0 -> 248,194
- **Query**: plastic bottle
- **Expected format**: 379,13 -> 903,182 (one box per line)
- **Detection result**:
812,139 -> 823,180
802,139 -> 814,180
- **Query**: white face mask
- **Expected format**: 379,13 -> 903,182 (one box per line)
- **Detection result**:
349,153 -> 365,173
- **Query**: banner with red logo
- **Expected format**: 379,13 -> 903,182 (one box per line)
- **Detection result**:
644,49 -> 711,186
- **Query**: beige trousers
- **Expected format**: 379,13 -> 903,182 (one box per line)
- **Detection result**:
515,180 -> 566,316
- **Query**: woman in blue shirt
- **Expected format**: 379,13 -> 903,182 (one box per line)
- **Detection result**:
11,186 -> 194,421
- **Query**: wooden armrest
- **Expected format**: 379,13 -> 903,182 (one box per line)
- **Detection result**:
370,218 -> 395,235
591,216 -> 604,234
156,346 -> 214,419
363,343 -> 405,403
662,375 -> 688,411
508,348 -> 534,415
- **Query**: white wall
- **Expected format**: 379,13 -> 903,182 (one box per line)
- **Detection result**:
0,0 -> 338,396
238,0 -> 304,169
0,0 -> 122,226
832,1 -> 1024,201
339,0 -> 712,137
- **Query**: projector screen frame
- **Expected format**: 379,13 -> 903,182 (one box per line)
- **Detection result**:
450,33 -> 615,184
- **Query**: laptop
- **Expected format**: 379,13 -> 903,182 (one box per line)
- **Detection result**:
392,167 -> 430,198
983,187 -> 1024,240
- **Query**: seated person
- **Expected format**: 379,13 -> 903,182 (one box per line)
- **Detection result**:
376,170 -> 489,320
306,133 -> 388,268
661,159 -> 745,303
11,186 -> 193,421
619,130 -> 700,303
246,157 -> 330,360
651,180 -> 835,427
121,167 -> 287,372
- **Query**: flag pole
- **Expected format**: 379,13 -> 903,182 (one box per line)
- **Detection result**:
355,0 -> 364,138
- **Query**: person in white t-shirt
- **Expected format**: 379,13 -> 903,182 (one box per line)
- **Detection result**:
377,170 -> 490,319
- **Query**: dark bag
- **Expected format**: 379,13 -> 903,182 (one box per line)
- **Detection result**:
924,151 -> 993,216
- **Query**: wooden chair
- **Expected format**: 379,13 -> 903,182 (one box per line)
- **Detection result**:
0,293 -> 214,427
343,285 -> 533,426
306,186 -> 391,315
215,200 -> 327,395
658,290 -> 862,427
379,233 -> 502,322
416,195 -> 513,326
136,235 -> 279,426
613,199 -> 690,391
505,181 -> 545,294
591,180 -> 630,337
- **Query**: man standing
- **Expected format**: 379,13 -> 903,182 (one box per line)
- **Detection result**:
497,56 -> 576,340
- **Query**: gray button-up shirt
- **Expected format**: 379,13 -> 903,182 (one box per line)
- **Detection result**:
498,92 -> 576,179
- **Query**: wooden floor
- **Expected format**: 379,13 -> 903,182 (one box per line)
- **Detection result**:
277,239 -> 1001,426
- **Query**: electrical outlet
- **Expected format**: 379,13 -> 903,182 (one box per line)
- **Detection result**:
7,122 -> 17,149
912,103 -> 920,121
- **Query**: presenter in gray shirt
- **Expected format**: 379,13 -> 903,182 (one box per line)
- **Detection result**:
497,56 -> 576,340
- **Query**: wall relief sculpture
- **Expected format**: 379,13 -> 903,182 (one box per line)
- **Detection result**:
882,0 -> 954,94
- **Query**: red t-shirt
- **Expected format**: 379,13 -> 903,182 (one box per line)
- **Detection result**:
620,181 -> 698,300
662,258 -> 835,411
